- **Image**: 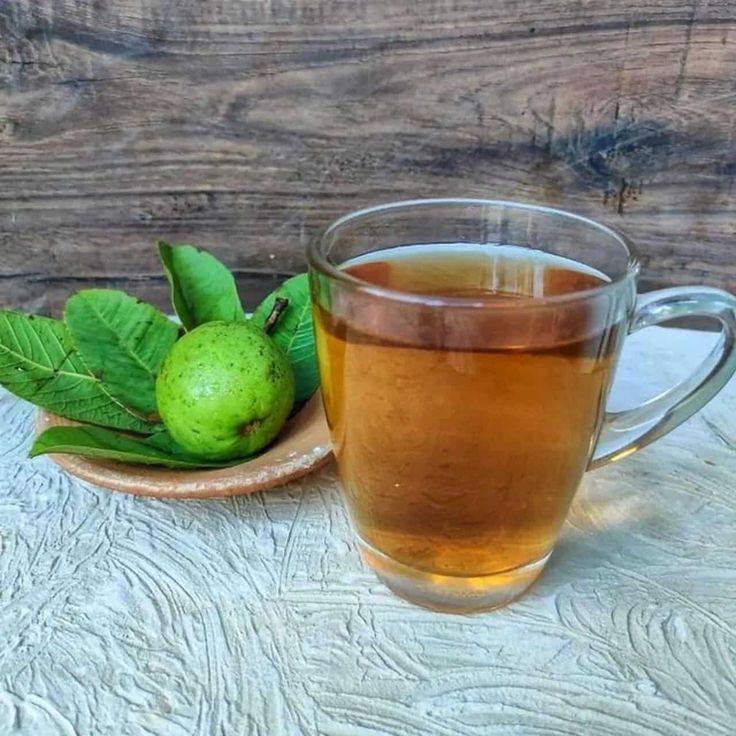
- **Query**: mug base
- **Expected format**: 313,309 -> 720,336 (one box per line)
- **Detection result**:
357,538 -> 550,614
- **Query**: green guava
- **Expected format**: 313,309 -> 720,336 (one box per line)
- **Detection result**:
155,321 -> 295,461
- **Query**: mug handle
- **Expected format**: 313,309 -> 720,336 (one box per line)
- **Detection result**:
589,286 -> 736,469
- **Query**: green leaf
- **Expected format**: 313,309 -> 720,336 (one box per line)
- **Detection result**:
252,273 -> 319,403
65,289 -> 178,415
0,311 -> 154,433
158,242 -> 245,331
30,425 -> 235,468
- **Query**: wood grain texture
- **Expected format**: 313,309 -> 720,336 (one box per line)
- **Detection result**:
1,1 -> 736,313
1,327 -> 735,734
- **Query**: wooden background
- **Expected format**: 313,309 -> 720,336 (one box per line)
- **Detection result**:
1,0 -> 735,314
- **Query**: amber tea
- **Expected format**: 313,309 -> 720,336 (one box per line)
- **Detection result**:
314,244 -> 626,583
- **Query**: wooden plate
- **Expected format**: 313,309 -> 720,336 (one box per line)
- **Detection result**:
36,394 -> 332,499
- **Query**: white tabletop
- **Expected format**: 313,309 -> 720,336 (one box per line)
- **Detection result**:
1,327 -> 734,736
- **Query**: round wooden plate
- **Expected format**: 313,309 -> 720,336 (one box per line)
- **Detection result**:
36,394 -> 332,499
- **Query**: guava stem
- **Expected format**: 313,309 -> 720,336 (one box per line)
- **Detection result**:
263,297 -> 289,335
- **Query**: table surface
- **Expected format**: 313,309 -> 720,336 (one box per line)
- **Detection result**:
1,327 -> 734,736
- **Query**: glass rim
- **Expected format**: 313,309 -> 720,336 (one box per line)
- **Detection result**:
307,198 -> 641,309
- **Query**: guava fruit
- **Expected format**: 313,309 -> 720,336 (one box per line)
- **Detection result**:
155,321 -> 295,460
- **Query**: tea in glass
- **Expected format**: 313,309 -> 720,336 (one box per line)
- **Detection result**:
315,244 -> 623,585
308,199 -> 736,612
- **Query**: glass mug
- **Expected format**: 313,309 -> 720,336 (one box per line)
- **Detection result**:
307,199 -> 736,613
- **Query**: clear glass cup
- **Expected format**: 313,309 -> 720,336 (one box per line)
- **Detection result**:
307,199 -> 736,613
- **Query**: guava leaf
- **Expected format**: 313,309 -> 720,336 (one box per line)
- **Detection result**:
252,273 -> 319,403
30,426 -> 236,468
65,289 -> 178,415
0,311 -> 154,433
158,242 -> 245,330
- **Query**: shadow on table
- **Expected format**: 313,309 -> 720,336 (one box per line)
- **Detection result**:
136,461 -> 340,530
531,473 -> 662,596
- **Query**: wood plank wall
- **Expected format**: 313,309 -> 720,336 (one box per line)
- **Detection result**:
1,1 -> 735,314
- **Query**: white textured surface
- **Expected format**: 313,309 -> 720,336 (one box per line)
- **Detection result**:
1,327 -> 735,736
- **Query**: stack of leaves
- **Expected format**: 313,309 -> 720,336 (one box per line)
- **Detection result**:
0,243 -> 318,468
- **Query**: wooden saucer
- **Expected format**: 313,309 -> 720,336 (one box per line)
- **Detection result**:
36,394 -> 332,499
